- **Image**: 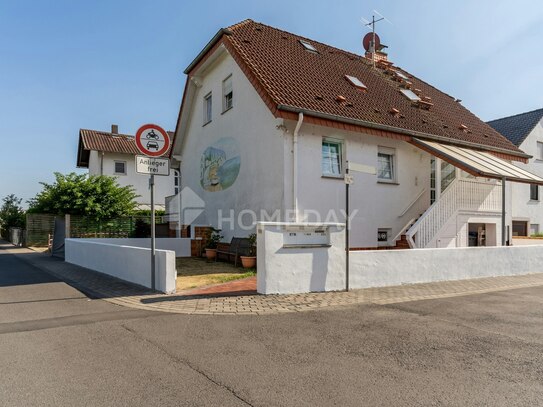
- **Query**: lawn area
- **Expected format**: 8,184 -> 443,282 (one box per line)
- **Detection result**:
176,257 -> 256,291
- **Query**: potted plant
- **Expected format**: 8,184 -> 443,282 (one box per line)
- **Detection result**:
240,233 -> 257,269
205,229 -> 223,260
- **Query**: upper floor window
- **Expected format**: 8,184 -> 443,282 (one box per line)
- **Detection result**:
322,139 -> 343,177
537,142 -> 543,160
114,160 -> 126,175
530,184 -> 539,201
203,92 -> 212,125
377,147 -> 396,183
174,170 -> 180,195
222,75 -> 233,112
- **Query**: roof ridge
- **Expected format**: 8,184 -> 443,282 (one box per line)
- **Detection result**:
487,108 -> 543,124
80,128 -> 135,138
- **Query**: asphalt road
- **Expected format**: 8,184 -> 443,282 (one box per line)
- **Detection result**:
1,245 -> 543,406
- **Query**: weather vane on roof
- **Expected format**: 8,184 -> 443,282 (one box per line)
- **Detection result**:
361,10 -> 392,69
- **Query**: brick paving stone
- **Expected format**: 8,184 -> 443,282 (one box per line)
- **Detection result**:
6,246 -> 543,316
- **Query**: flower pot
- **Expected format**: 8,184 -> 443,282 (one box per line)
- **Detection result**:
240,256 -> 256,269
205,248 -> 217,260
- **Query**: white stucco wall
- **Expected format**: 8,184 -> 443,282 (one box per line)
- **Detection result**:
79,237 -> 191,257
65,238 -> 176,293
88,150 -> 175,206
256,221 -> 543,294
176,49 -> 286,241
256,222 -> 346,294
290,122 -> 431,248
512,118 -> 543,234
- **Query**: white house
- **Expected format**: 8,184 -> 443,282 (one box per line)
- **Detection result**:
77,125 -> 178,210
488,109 -> 543,237
169,19 -> 543,249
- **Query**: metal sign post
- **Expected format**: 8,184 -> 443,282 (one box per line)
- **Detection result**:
344,161 -> 376,292
135,124 -> 171,291
150,174 -> 156,290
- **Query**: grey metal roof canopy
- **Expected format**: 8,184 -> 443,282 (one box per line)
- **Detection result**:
410,138 -> 543,185
410,138 -> 543,246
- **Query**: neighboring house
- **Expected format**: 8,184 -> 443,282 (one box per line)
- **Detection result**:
77,125 -> 178,210
488,109 -> 543,237
169,19 -> 543,249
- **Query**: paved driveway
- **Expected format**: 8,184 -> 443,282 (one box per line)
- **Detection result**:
1,243 -> 543,406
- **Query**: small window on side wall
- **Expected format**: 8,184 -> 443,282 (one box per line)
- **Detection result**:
203,92 -> 212,125
530,184 -> 539,201
377,147 -> 396,183
322,139 -> 343,177
114,161 -> 126,175
222,75 -> 233,112
537,142 -> 543,160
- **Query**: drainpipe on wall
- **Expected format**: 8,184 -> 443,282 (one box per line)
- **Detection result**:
293,112 -> 304,222
100,151 -> 105,175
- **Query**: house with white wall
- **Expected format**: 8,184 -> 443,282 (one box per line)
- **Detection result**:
169,19 -> 543,249
488,109 -> 543,237
77,125 -> 178,210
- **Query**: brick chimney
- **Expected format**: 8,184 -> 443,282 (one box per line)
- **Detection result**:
365,49 -> 389,63
111,124 -> 118,134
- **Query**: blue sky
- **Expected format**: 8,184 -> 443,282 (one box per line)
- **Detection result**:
1,0 -> 542,204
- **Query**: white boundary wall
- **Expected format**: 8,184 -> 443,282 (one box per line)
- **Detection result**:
78,238 -> 191,257
65,239 -> 176,293
257,222 -> 543,294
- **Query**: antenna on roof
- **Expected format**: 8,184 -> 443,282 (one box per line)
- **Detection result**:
361,11 -> 392,68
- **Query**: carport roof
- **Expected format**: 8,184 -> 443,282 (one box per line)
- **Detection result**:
410,138 -> 543,185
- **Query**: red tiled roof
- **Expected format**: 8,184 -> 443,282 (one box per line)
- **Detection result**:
77,129 -> 174,167
182,19 -> 526,159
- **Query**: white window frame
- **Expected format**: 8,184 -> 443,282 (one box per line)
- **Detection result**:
203,92 -> 212,125
114,160 -> 126,175
321,138 -> 343,178
222,75 -> 233,113
299,40 -> 318,52
530,184 -> 539,201
537,141 -> 543,161
174,169 -> 180,195
377,146 -> 397,184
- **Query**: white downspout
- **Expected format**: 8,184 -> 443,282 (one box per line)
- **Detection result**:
293,112 -> 304,222
100,151 -> 104,175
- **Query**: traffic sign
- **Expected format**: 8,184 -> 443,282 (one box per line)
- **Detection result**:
135,155 -> 170,176
135,124 -> 170,157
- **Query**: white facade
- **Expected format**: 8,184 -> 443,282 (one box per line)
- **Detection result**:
88,150 -> 176,208
511,118 -> 543,236
172,48 -> 512,248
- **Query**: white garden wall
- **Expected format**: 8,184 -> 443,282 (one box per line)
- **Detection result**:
65,239 -> 176,293
80,237 -> 191,257
256,221 -> 543,294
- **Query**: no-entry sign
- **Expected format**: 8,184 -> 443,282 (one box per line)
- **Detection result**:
135,124 -> 170,157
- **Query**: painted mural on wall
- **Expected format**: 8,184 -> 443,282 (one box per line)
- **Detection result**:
200,137 -> 241,192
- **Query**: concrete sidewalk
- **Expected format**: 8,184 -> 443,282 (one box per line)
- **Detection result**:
6,244 -> 543,315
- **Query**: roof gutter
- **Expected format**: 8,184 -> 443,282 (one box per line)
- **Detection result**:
276,104 -> 531,160
184,28 -> 233,75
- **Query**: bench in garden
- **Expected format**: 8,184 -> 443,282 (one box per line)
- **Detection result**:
216,237 -> 252,267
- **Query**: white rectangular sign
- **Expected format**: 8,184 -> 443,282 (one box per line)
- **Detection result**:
348,161 -> 376,175
135,155 -> 170,176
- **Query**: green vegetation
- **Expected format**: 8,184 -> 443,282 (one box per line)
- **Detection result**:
27,172 -> 139,221
215,271 -> 256,284
0,194 -> 25,238
529,233 -> 543,238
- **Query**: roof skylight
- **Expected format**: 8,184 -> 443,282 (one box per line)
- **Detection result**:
400,88 -> 421,102
395,71 -> 409,80
345,75 -> 367,90
299,40 -> 317,52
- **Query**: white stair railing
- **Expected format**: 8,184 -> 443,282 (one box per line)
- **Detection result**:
406,179 -> 501,248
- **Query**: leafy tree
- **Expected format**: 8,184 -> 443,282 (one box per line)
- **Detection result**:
0,194 -> 26,238
27,172 -> 139,221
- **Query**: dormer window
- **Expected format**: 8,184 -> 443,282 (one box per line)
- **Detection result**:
400,88 -> 421,102
300,40 -> 317,52
345,75 -> 367,91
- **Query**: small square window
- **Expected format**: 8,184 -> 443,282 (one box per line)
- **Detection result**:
530,223 -> 540,236
530,184 -> 539,201
322,139 -> 343,177
114,161 -> 126,175
537,142 -> 543,160
377,147 -> 396,182
222,75 -> 233,112
203,92 -> 212,125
